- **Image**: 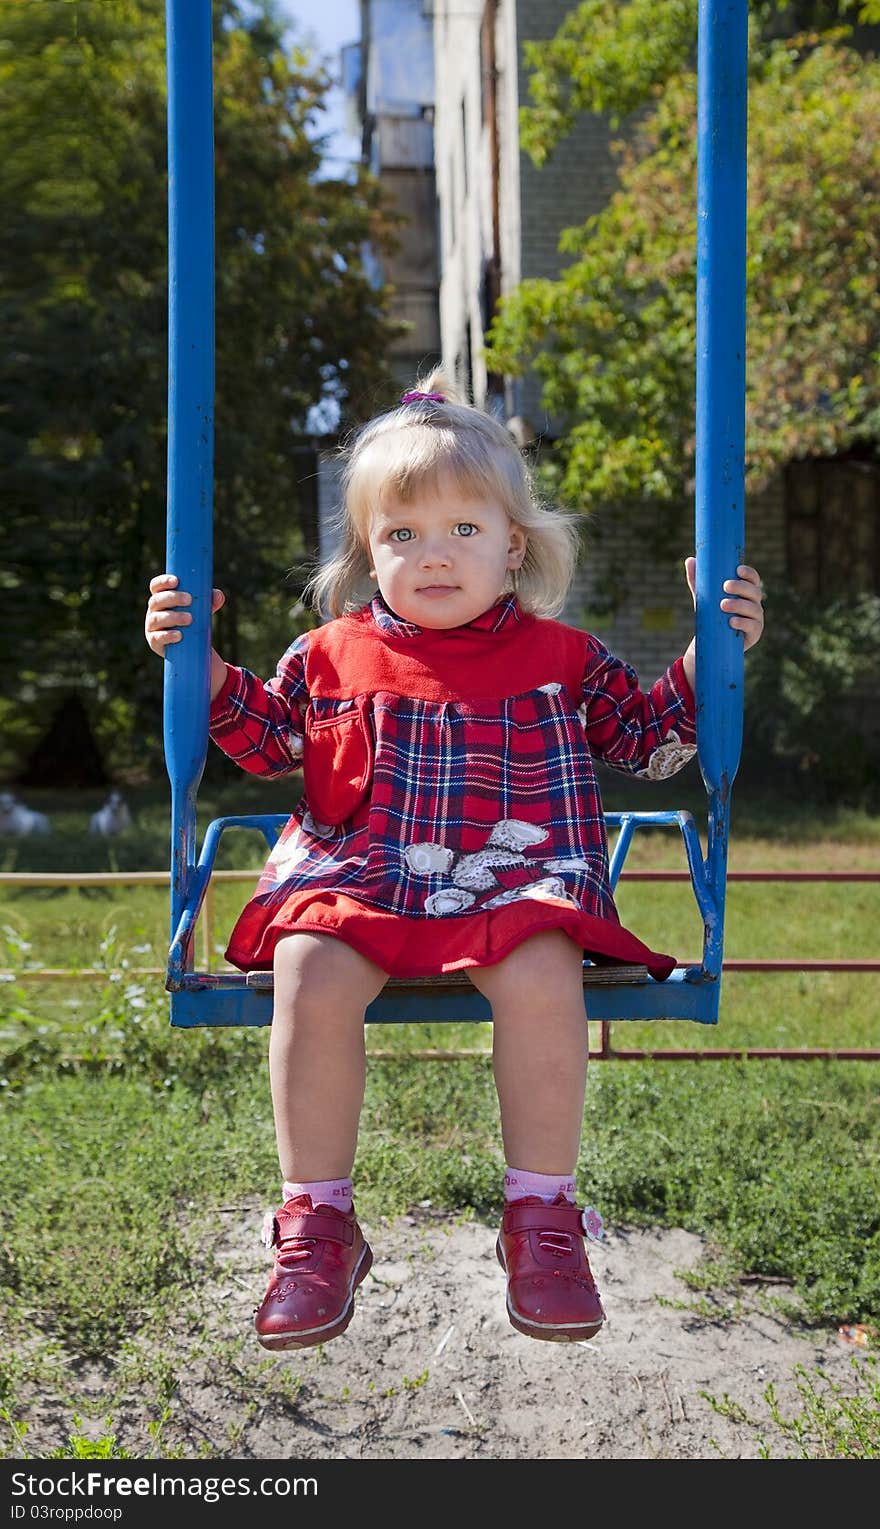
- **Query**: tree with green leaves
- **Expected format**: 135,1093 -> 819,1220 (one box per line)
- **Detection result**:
2,0 -> 402,780
485,1 -> 880,514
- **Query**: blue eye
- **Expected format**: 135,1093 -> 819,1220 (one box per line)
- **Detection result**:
453,522 -> 477,536
390,528 -> 414,542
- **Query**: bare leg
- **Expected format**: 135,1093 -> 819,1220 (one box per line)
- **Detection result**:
269,932 -> 388,1183
468,930 -> 588,1173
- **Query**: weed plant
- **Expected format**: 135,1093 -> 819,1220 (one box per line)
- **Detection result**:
704,1355 -> 880,1459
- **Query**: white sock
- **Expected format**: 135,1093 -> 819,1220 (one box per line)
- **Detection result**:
504,1166 -> 576,1203
282,1176 -> 353,1212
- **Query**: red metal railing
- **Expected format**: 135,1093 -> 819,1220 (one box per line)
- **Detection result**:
600,868 -> 879,1059
2,869 -> 877,1060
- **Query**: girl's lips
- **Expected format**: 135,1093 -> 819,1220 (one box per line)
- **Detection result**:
416,585 -> 459,596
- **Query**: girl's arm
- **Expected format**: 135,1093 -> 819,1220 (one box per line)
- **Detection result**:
145,573 -> 308,777
209,635 -> 311,778
581,642 -> 697,779
681,558 -> 764,690
146,574 -> 227,679
210,648 -> 228,701
581,560 -> 765,778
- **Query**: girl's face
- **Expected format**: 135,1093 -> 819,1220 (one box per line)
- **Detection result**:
366,478 -> 527,629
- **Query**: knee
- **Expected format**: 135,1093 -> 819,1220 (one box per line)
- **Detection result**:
272,933 -> 383,1023
273,935 -> 342,1013
475,931 -> 584,1010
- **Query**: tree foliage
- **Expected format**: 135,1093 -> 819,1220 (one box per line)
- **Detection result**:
744,590 -> 880,801
2,0 -> 402,778
486,20 -> 880,516
519,1 -> 880,158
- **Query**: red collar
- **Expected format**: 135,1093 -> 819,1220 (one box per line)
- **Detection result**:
369,593 -> 524,638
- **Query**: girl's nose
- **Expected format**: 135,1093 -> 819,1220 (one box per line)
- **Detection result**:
419,539 -> 452,568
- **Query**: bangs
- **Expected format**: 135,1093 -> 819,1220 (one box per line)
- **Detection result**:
344,419 -> 524,536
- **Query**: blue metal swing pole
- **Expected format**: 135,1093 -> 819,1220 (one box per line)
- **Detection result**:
164,0 -> 215,986
693,0 -> 748,1009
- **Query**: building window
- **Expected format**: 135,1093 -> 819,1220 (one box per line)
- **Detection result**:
785,456 -> 880,598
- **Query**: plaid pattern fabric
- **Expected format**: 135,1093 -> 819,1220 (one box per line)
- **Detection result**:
209,596 -> 697,924
209,630 -> 311,777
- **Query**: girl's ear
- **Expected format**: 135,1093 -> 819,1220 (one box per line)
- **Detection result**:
507,525 -> 527,569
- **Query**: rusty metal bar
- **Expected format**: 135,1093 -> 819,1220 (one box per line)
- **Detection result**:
623,871 -> 880,882
4,957 -> 878,984
1,970 -> 168,981
8,1045 -> 879,1065
0,871 -> 260,887
1,869 -> 877,888
372,1046 -> 880,1061
679,960 -> 880,972
599,1048 -> 880,1061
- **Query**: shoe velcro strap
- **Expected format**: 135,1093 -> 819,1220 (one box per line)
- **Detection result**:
503,1203 -> 584,1237
276,1212 -> 355,1247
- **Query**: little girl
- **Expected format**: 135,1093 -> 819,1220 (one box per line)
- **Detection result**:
145,375 -> 764,1351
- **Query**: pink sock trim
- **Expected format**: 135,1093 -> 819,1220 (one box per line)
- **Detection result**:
282,1176 -> 353,1212
504,1166 -> 577,1204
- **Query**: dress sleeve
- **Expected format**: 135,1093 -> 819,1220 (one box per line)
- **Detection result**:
580,636 -> 697,779
208,631 -> 310,777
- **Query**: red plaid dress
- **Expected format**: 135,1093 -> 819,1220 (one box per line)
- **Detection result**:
209,595 -> 697,981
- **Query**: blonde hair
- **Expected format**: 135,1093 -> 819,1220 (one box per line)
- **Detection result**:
305,369 -> 582,619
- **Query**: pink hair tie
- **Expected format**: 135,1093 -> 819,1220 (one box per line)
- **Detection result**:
400,389 -> 446,405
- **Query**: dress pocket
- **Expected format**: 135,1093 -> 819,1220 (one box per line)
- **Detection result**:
302,696 -> 373,826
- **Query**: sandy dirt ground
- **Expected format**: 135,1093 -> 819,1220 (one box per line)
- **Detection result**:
15,1203 -> 868,1462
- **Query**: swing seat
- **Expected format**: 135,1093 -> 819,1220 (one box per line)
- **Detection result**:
243,965 -> 649,993
165,809 -> 723,1028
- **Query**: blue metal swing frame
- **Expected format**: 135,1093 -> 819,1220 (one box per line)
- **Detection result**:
162,0 -> 747,1029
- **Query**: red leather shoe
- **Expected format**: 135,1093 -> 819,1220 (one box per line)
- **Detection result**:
254,1194 -> 373,1350
496,1194 -> 606,1342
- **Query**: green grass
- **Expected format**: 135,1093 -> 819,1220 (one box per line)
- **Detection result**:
1,989 -> 878,1358
1,1002 -> 878,1461
0,785 -> 878,1457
